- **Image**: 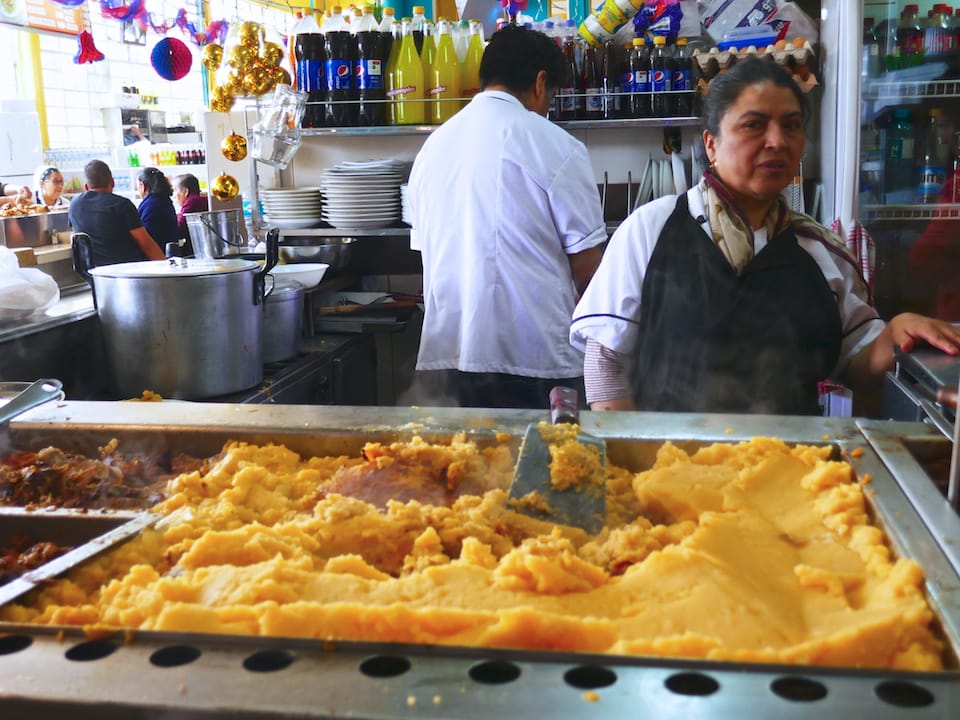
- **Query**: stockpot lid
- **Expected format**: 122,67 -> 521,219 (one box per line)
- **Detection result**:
88,258 -> 260,278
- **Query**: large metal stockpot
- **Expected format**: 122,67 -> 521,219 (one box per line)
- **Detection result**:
73,234 -> 278,399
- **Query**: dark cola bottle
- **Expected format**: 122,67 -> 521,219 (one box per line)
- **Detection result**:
294,26 -> 326,128
557,35 -> 579,121
323,7 -> 358,127
600,39 -> 622,120
583,44 -> 603,120
355,8 -> 386,125
650,35 -> 672,117
671,37 -> 693,116
629,38 -> 651,118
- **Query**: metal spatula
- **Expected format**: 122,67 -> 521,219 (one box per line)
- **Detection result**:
508,387 -> 606,534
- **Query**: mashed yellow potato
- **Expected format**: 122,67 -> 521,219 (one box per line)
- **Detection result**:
0,434 -> 943,671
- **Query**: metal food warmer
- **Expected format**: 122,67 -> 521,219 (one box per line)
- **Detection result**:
0,402 -> 958,719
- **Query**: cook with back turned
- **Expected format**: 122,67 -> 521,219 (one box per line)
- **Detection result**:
407,25 -> 606,409
68,160 -> 165,267
571,59 -> 960,416
137,167 -> 178,251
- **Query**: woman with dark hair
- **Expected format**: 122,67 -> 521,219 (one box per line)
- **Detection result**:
137,166 -> 178,251
174,173 -> 208,253
33,166 -> 69,209
571,58 -> 958,416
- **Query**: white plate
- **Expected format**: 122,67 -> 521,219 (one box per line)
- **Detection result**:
264,199 -> 323,206
261,187 -> 321,194
323,211 -> 400,220
264,204 -> 324,212
268,212 -> 326,219
321,199 -> 400,208
326,218 -> 399,229
322,179 -> 403,188
270,217 -> 324,229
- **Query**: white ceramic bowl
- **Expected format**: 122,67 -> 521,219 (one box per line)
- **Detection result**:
269,263 -> 329,289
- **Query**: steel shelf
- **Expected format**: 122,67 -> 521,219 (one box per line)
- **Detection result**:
863,78 -> 960,100
299,116 -> 701,137
861,203 -> 960,221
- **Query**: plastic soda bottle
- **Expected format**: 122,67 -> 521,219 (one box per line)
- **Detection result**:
393,17 -> 425,124
293,13 -> 326,127
600,38 -> 621,119
650,35 -> 672,117
324,6 -> 358,126
671,37 -> 693,116
583,44 -> 603,120
384,17 -> 404,124
355,6 -> 386,126
379,7 -> 397,60
628,37 -> 650,118
411,5 -> 427,55
461,20 -> 484,103
918,108 -> 953,202
428,18 -> 460,124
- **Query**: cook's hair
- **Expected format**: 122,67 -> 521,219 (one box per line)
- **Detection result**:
479,25 -> 565,93
175,173 -> 201,196
702,59 -> 810,137
138,166 -> 173,197
83,159 -> 113,189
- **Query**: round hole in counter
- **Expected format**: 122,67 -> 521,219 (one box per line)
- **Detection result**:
359,655 -> 412,678
150,644 -> 202,668
242,649 -> 296,673
770,676 -> 827,702
468,660 -> 521,685
664,672 -> 720,696
65,639 -> 118,662
0,635 -> 33,655
875,680 -> 934,708
564,665 -> 617,690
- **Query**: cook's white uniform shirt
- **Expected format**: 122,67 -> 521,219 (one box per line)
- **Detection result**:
409,90 -> 606,377
571,186 -> 884,380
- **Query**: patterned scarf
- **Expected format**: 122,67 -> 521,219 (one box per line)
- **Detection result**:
700,171 -> 872,303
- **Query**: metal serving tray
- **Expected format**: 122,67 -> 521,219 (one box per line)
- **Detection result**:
0,402 -> 958,719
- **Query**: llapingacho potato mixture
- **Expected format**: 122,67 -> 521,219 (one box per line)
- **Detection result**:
0,428 -> 944,671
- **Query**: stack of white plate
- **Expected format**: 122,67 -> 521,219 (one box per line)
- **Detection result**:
320,160 -> 407,230
400,183 -> 412,225
261,187 -> 323,230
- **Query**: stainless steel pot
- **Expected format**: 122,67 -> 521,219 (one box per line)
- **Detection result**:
72,231 -> 278,399
261,281 -> 304,363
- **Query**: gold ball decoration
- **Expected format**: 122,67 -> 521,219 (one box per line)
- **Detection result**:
201,43 -> 223,71
238,21 -> 264,46
222,68 -> 245,95
272,66 -> 292,86
210,86 -> 235,112
242,63 -> 274,97
228,42 -> 257,68
221,133 -> 248,162
260,41 -> 284,67
211,172 -> 240,202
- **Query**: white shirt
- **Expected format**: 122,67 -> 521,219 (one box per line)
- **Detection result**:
570,186 -> 884,379
408,91 -> 607,378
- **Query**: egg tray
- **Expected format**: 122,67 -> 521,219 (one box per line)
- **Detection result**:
0,403 -> 958,719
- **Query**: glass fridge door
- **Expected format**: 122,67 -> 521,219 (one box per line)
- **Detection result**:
860,0 -> 960,322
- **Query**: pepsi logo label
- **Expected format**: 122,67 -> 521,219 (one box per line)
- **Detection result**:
653,71 -> 665,83
337,65 -> 350,78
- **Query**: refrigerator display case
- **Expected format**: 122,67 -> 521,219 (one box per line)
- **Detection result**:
823,0 -> 960,323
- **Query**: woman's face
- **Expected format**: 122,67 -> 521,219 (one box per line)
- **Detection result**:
138,180 -> 147,199
41,172 -> 64,201
702,82 -> 805,211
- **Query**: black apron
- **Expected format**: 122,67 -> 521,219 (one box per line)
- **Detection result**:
630,194 -> 842,415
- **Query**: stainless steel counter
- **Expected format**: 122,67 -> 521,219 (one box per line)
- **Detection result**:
0,287 -> 95,344
0,404 -> 958,719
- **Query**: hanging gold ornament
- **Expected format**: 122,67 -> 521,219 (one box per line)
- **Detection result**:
272,66 -> 292,86
222,68 -> 244,95
238,21 -> 264,47
260,41 -> 283,67
242,63 -> 274,97
210,172 -> 240,202
210,86 -> 235,112
201,43 -> 223,71
221,133 -> 248,162
228,43 -> 257,68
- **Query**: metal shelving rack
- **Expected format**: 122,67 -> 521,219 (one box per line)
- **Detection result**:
863,78 -> 960,100
298,115 -> 702,136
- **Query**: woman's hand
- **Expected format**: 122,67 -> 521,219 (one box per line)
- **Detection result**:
886,312 -> 960,356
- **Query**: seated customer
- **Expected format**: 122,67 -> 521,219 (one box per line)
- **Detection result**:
174,173 -> 209,255
137,167 -> 178,251
68,160 -> 165,266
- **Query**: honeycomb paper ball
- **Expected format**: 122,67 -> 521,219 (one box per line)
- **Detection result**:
151,37 -> 193,81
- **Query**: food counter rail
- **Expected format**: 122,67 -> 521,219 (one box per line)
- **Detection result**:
0,404 -> 958,719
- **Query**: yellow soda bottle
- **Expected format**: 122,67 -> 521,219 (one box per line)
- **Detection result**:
384,18 -> 403,125
429,18 -> 461,124
420,21 -> 436,99
461,19 -> 484,106
394,17 -> 425,124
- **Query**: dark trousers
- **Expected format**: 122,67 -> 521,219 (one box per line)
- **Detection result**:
418,370 -> 585,410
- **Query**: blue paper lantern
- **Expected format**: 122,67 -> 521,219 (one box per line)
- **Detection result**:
151,37 -> 193,81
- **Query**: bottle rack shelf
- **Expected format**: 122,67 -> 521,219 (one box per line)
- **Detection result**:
861,203 -> 960,221
299,116 -> 702,137
863,78 -> 960,100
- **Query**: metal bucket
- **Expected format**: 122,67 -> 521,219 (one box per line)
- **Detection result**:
185,209 -> 253,259
261,282 -> 304,363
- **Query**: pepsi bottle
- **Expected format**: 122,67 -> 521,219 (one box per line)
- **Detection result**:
324,11 -> 358,127
650,36 -> 673,117
355,10 -> 387,125
294,30 -> 326,127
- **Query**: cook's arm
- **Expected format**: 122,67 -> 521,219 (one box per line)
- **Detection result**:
130,227 -> 165,260
568,244 -> 604,296
585,338 -> 635,411
842,312 -> 960,413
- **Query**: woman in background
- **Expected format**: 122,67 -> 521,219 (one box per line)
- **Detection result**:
137,167 -> 177,252
33,166 -> 70,210
174,173 -> 208,256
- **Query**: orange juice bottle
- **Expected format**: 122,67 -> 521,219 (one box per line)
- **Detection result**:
461,19 -> 484,106
394,17 -> 425,124
384,17 -> 403,124
429,18 -> 461,124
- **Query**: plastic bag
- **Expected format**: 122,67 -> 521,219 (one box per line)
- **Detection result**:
0,246 -> 60,321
